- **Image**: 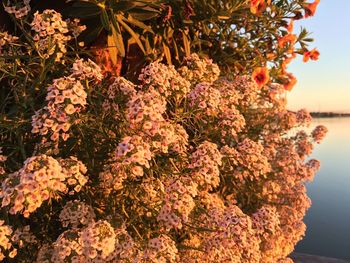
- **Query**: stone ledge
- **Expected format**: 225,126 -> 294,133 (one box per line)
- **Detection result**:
291,253 -> 350,263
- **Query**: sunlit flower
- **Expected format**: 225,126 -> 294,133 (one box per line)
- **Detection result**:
278,34 -> 297,48
250,0 -> 270,15
252,67 -> 270,88
303,48 -> 320,62
304,0 -> 320,18
283,72 -> 297,91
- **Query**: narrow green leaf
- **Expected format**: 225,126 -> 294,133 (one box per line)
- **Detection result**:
124,15 -> 154,33
163,42 -> 172,65
117,15 -> 146,54
100,10 -> 111,32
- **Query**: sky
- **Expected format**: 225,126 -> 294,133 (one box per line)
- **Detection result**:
287,0 -> 350,112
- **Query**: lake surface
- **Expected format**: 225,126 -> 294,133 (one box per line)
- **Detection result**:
295,117 -> 350,261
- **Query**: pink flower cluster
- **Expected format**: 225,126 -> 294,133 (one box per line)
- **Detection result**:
0,221 -> 16,261
49,220 -> 116,262
157,177 -> 198,229
126,88 -> 188,154
126,89 -> 166,131
0,149 -> 6,176
312,125 -> 328,143
99,135 -> 152,191
179,53 -> 220,84
30,10 -> 85,62
71,59 -> 103,82
221,138 -> 271,181
59,200 -> 95,228
197,205 -> 261,263
188,82 -> 221,116
0,155 -> 87,218
31,77 -> 87,142
0,32 -> 19,56
141,235 -> 178,262
189,141 -> 222,190
139,61 -> 191,98
4,0 -> 31,19
104,228 -> 136,261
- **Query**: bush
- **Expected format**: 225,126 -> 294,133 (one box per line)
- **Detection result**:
0,0 -> 327,262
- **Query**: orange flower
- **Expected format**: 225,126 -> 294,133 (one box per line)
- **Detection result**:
283,73 -> 297,91
252,67 -> 270,88
278,34 -> 297,48
250,0 -> 270,15
305,0 -> 320,18
303,48 -> 320,62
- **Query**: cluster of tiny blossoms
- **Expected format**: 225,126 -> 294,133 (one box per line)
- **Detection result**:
30,10 -> 85,62
197,205 -> 261,263
221,138 -> 271,181
188,141 -> 222,190
0,32 -> 19,56
0,155 -> 87,218
0,221 -> 16,261
140,235 -> 178,263
47,220 -> 116,262
0,149 -> 6,176
4,0 -> 31,19
31,77 -> 87,142
138,61 -> 191,98
32,59 -> 101,144
157,177 -> 198,229
99,135 -> 152,191
179,53 -> 220,85
0,50 -> 328,262
59,200 -> 95,228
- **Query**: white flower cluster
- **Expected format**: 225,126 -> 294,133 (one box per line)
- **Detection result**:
0,221 -> 16,261
189,141 -> 223,190
157,177 -> 198,229
59,201 -> 95,228
4,0 -> 31,19
31,77 -> 87,142
0,149 -> 6,176
139,61 -> 191,98
71,59 -> 103,82
0,32 -> 19,56
30,10 -> 85,62
0,155 -> 87,217
179,53 -> 220,85
49,220 -> 116,262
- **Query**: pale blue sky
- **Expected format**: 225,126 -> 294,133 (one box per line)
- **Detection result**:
287,0 -> 350,112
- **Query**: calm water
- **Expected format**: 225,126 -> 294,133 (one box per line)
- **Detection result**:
295,117 -> 350,260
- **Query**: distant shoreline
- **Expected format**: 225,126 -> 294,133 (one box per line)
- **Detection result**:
310,112 -> 350,118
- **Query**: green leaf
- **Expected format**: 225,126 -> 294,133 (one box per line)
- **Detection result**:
163,42 -> 172,65
108,27 -> 120,64
110,14 -> 126,57
182,31 -> 191,57
64,1 -> 102,18
100,10 -> 111,32
109,1 -> 137,12
117,15 -> 146,54
124,15 -> 154,33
